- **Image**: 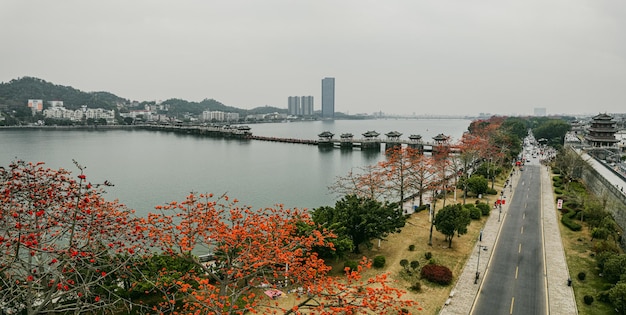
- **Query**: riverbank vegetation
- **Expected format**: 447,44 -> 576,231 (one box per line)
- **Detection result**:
4,115 -> 585,314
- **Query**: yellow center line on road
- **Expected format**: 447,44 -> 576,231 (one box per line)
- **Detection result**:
519,244 -> 522,253
515,266 -> 519,279
521,226 -> 524,234
510,297 -> 515,314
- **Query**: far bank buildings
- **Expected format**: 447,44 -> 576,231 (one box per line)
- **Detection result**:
287,77 -> 335,119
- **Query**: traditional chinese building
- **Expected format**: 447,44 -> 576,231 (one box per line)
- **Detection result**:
585,113 -> 619,148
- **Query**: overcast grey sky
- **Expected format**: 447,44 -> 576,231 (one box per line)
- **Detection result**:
1,0 -> 624,116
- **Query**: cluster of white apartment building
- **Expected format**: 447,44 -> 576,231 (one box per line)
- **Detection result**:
40,100 -> 115,123
200,111 -> 240,122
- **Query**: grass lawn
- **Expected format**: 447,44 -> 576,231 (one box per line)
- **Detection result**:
559,215 -> 617,314
553,173 -> 620,315
262,190 -> 498,315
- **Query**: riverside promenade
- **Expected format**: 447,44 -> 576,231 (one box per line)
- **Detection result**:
439,165 -> 577,315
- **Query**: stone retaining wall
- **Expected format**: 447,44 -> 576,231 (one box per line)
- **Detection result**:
579,159 -> 626,248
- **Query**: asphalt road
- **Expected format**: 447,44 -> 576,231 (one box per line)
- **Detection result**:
472,161 -> 548,314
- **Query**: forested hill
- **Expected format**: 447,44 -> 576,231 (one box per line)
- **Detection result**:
0,77 -> 286,115
0,77 -> 127,110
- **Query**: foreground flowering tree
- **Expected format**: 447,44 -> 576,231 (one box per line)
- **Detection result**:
146,193 -> 417,314
0,160 -> 144,314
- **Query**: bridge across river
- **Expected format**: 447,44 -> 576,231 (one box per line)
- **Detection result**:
138,124 -> 458,153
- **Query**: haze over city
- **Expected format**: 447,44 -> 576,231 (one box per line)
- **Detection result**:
1,0 -> 625,117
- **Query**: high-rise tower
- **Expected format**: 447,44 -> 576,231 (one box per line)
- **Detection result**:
321,77 -> 335,119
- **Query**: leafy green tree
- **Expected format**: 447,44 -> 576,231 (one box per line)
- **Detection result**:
466,175 -> 489,197
312,195 -> 406,253
501,117 -> 528,140
603,254 -> 626,284
609,282 -> 626,314
532,119 -> 571,149
435,204 -> 471,248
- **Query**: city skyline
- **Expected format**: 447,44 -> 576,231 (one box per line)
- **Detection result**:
1,1 -> 625,116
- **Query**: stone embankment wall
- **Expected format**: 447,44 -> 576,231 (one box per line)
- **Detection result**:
579,159 -> 626,248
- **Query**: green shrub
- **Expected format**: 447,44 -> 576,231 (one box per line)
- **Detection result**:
561,215 -> 582,231
469,207 -> 482,220
344,260 -> 359,272
408,244 -> 415,251
409,281 -> 422,292
583,295 -> 594,305
564,201 -> 580,210
415,205 -> 429,212
420,264 -> 453,285
372,255 -> 386,268
554,188 -> 563,195
486,188 -> 498,195
400,259 -> 409,270
577,272 -> 586,281
476,203 -> 490,216
410,260 -> 420,271
424,252 -> 433,260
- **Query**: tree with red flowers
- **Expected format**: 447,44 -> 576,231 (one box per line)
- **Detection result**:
0,160 -> 145,314
145,193 -> 417,314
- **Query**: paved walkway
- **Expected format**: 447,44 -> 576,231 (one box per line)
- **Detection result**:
439,166 -> 577,315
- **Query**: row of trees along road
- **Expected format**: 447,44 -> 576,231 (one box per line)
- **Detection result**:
0,116 -> 565,314
0,160 -> 416,315
325,115 -> 528,251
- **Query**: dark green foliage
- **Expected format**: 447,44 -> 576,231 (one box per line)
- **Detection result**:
410,260 -> 420,271
602,255 -> 626,284
408,244 -> 415,251
0,77 -> 127,110
476,203 -> 490,216
591,227 -> 610,240
415,205 -> 429,212
561,214 -> 582,231
468,206 -> 482,220
554,188 -> 563,195
409,281 -> 422,292
597,252 -> 618,271
563,200 -> 580,210
465,175 -> 489,196
425,252 -> 433,260
420,264 -> 453,285
344,260 -> 359,272
373,255 -> 386,268
312,195 -> 406,253
486,188 -> 498,195
532,118 -> 571,148
400,259 -> 409,270
578,271 -> 586,281
609,282 -> 626,314
583,295 -> 594,305
435,204 -> 471,247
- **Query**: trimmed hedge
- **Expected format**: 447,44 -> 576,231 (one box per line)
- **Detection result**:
561,214 -> 582,231
420,264 -> 453,285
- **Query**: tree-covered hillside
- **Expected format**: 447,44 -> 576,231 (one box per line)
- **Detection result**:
0,77 -> 127,110
0,77 -> 287,117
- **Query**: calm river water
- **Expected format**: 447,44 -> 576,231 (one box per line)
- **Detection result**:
0,119 -> 471,216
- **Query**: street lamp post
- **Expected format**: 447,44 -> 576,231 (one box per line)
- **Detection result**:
475,245 -> 488,284
498,204 -> 502,222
